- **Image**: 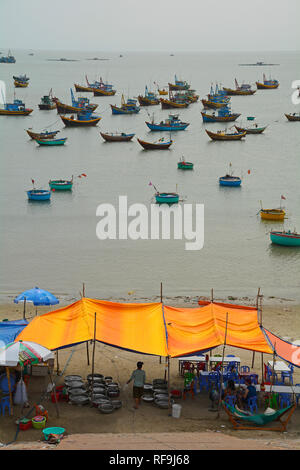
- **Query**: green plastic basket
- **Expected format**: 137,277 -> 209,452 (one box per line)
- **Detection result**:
32,416 -> 46,429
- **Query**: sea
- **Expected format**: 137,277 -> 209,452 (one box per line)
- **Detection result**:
0,49 -> 299,304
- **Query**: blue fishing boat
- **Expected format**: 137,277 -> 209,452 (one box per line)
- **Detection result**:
0,50 -> 16,63
155,193 -> 179,204
111,95 -> 140,114
201,105 -> 240,123
169,75 -> 190,91
270,231 -> 300,246
219,175 -> 242,186
0,99 -> 33,116
138,86 -> 160,106
146,114 -> 189,131
56,89 -> 97,114
27,190 -> 51,201
35,137 -> 67,146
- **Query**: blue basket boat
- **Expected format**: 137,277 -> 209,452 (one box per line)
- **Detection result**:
219,175 -> 242,187
27,190 -> 51,201
155,192 -> 179,204
270,231 -> 300,247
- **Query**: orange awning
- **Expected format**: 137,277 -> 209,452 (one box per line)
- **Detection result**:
263,329 -> 300,368
164,301 -> 273,357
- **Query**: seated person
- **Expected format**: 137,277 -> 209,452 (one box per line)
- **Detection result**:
238,378 -> 257,408
222,379 -> 236,399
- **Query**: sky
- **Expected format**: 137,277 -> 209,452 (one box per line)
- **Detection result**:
1,0 -> 299,52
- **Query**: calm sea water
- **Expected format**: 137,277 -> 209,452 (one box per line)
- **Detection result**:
0,50 -> 299,303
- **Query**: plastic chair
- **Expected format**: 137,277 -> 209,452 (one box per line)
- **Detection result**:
279,393 -> 292,409
0,395 -> 11,416
224,394 -> 237,407
295,384 -> 300,406
240,366 -> 250,373
0,374 -> 16,394
247,396 -> 258,413
281,371 -> 293,385
198,375 -> 209,392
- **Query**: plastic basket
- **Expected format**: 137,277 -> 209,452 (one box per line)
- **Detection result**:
43,427 -> 65,440
32,416 -> 46,429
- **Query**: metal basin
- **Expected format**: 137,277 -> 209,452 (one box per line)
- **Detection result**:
111,400 -> 122,409
142,395 -> 154,402
69,396 -> 90,405
98,403 -> 114,414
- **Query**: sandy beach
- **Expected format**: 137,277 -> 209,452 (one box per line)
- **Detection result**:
0,296 -> 299,450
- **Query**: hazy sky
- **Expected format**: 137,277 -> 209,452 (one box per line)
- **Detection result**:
1,0 -> 299,52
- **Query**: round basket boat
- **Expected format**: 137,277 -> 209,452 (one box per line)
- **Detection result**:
98,403 -> 114,414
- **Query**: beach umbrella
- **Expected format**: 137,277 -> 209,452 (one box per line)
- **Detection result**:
0,340 -> 54,367
14,287 -> 59,318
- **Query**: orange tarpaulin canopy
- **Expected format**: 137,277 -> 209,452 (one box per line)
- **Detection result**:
164,301 -> 273,357
16,298 -> 273,357
263,329 -> 300,368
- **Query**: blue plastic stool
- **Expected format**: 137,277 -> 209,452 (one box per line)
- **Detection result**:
0,395 -> 11,416
279,393 -> 292,409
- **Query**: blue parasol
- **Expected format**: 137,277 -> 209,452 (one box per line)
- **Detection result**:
14,287 -> 59,306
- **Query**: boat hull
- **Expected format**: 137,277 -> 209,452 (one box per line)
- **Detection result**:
222,87 -> 256,95
285,114 -> 300,121
111,105 -> 140,115
93,89 -> 116,96
100,132 -> 135,142
206,130 -> 246,141
38,103 -> 56,110
260,209 -> 285,221
234,125 -> 266,134
256,82 -> 279,89
60,115 -> 101,126
270,232 -> 300,246
36,138 -> 67,146
137,138 -> 172,150
74,84 -> 96,92
201,99 -> 227,109
138,96 -> 160,106
14,81 -> 29,88
155,193 -> 179,204
219,177 -> 241,186
201,112 -> 240,123
168,83 -> 190,91
0,108 -> 33,116
27,190 -> 51,201
177,162 -> 193,170
56,101 -> 97,114
49,181 -> 73,190
26,129 -> 59,140
160,99 -> 188,109
146,122 -> 189,131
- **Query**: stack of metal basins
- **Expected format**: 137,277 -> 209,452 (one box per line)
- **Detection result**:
152,379 -> 172,409
64,375 -> 89,405
87,374 -> 122,413
142,382 -> 154,403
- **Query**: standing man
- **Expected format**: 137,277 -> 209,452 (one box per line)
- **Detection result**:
126,361 -> 146,409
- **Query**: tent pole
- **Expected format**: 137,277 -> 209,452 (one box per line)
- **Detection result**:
83,282 -> 85,298
23,297 -> 26,320
6,367 -> 13,416
91,312 -> 97,405
217,312 -> 228,418
86,341 -> 90,365
211,288 -> 214,302
56,350 -> 59,375
159,282 -> 163,364
252,288 -> 261,369
167,355 -> 171,411
49,367 -> 59,418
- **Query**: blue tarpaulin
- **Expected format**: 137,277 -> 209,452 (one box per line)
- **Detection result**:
0,320 -> 29,347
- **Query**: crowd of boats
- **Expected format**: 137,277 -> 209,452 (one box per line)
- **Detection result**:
0,69 -> 299,246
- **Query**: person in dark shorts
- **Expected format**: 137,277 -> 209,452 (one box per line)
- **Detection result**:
126,361 -> 146,409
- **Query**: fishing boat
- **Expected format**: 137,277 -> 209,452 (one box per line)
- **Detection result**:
0,50 -> 16,63
207,84 -> 230,102
201,98 -> 228,109
38,90 -> 56,110
110,95 -> 140,114
138,86 -> 160,106
177,157 -> 193,170
201,106 -> 240,123
35,137 -> 67,146
145,114 -> 189,131
270,231 -> 300,247
285,113 -> 300,122
92,77 -> 116,96
223,79 -> 256,95
256,74 -> 279,89
234,124 -> 267,134
74,76 -> 97,92
158,88 -> 168,95
49,178 -> 73,190
168,75 -> 190,91
13,75 -> 30,88
219,175 -> 242,186
55,89 -> 98,114
26,129 -> 60,140
60,111 -> 101,127
260,209 -> 285,221
100,132 -> 135,142
27,190 -> 51,201
160,96 -> 189,109
137,137 -> 173,150
206,129 -> 246,141
155,192 -> 179,204
0,99 -> 33,116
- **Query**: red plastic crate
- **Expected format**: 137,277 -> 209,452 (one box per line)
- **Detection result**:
19,420 -> 32,431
